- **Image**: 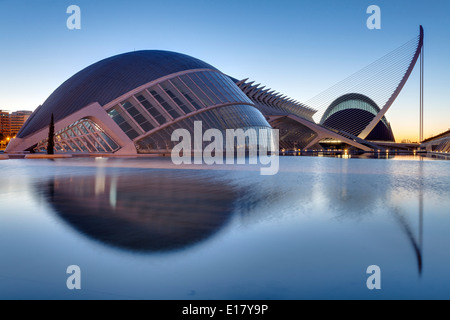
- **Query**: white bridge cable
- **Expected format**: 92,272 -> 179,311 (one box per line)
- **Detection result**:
308,43 -> 417,128
234,30 -> 422,147
304,37 -> 419,112
303,35 -> 420,124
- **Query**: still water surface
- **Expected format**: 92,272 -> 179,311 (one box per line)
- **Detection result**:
0,156 -> 449,299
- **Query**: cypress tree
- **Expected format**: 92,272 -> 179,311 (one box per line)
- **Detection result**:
47,113 -> 55,155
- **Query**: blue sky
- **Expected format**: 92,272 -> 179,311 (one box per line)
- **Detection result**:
0,0 -> 449,141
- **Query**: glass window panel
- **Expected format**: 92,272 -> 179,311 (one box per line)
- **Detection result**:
89,140 -> 101,152
93,133 -> 109,150
185,95 -> 201,110
83,120 -> 93,131
97,133 -> 116,151
218,74 -> 238,90
188,73 -> 222,105
74,138 -> 88,152
136,94 -> 167,126
209,72 -> 235,99
172,85 -> 203,111
32,118 -> 121,154
67,140 -> 79,151
86,135 -> 102,152
220,74 -> 250,102
127,106 -> 140,117
67,129 -> 76,138
121,101 -> 145,120
116,102 -> 148,134
55,143 -> 64,152
108,108 -> 119,118
80,136 -> 95,152
73,126 -> 82,136
125,129 -> 139,140
60,142 -> 70,152
218,73 -> 249,102
111,113 -> 125,125
197,72 -> 227,103
167,109 -> 179,119
79,123 -> 89,135
118,121 -> 132,132
169,93 -> 191,114
160,81 -> 193,114
134,114 -> 147,125
106,138 -> 118,151
140,121 -> 154,132
108,107 -> 140,134
204,72 -> 235,102
149,89 -> 180,119
121,101 -> 134,111
133,104 -> 270,154
176,76 -> 212,107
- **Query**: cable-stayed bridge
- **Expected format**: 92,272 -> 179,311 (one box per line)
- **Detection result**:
235,26 -> 424,151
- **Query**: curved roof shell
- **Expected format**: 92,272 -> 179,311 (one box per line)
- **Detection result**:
18,50 -> 217,138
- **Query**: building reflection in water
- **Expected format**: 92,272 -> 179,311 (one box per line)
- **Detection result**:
39,159 -> 425,275
42,169 -> 241,253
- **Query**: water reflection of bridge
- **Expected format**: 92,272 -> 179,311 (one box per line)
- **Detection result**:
392,159 -> 424,275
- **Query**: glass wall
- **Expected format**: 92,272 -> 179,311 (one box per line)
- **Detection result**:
34,71 -> 272,154
104,70 -> 269,153
135,104 -> 271,153
270,118 -> 319,150
320,98 -> 389,129
34,118 -> 120,153
107,107 -> 140,140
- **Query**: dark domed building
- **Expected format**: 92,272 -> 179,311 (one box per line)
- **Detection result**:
320,93 -> 395,142
7,50 -> 271,154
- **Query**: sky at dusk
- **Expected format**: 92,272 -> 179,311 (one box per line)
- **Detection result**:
0,0 -> 449,142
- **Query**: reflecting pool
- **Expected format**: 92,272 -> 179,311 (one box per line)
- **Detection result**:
0,156 -> 449,299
